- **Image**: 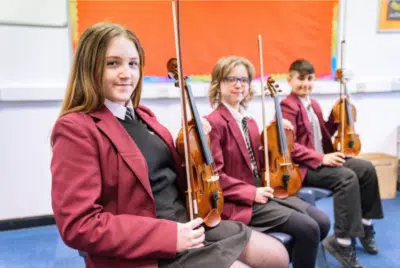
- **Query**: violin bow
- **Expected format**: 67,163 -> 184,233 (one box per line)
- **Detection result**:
171,0 -> 195,220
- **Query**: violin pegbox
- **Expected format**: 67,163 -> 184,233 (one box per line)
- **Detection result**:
265,77 -> 281,97
336,68 -> 353,83
167,57 -> 179,87
167,57 -> 189,88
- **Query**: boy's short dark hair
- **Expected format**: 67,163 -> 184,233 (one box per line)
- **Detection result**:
289,59 -> 315,76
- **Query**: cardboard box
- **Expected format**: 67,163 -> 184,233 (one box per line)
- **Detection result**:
357,153 -> 398,199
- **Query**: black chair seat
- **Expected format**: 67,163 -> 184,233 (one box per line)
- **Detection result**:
310,187 -> 333,200
269,232 -> 293,245
297,187 -> 333,206
78,250 -> 86,260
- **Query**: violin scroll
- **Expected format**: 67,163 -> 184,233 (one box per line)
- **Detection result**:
264,77 -> 282,96
335,68 -> 354,84
335,68 -> 344,83
167,58 -> 189,87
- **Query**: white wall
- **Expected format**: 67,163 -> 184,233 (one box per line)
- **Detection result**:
338,0 -> 400,91
0,0 -> 67,27
1,0 -> 399,220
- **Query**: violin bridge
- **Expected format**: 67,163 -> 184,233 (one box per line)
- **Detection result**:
207,175 -> 219,182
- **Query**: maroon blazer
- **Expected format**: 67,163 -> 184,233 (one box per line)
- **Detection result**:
51,105 -> 186,268
206,104 -> 262,225
280,92 -> 337,180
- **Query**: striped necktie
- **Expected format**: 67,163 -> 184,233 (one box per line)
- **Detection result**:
242,117 -> 261,181
125,107 -> 134,122
306,104 -> 324,153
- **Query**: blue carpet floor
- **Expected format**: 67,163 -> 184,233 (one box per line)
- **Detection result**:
316,195 -> 399,268
0,194 -> 398,268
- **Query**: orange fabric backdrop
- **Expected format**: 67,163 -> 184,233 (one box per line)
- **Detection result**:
73,1 -> 336,78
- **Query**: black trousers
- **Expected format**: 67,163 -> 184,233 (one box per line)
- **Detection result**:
249,196 -> 330,268
268,206 -> 331,268
304,157 -> 384,238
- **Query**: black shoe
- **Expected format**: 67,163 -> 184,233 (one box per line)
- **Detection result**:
323,235 -> 364,268
359,224 -> 379,254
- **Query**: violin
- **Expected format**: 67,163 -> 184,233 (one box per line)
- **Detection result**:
331,40 -> 361,156
257,35 -> 302,199
168,0 -> 223,228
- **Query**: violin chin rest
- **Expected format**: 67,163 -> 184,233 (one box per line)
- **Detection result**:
203,208 -> 221,228
273,187 -> 289,199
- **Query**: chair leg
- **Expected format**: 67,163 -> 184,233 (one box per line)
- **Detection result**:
316,243 -> 329,268
78,250 -> 86,262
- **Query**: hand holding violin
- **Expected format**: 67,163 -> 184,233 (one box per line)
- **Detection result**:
334,95 -> 352,106
176,217 -> 205,252
270,118 -> 294,131
255,187 -> 275,204
201,117 -> 212,135
322,152 -> 345,167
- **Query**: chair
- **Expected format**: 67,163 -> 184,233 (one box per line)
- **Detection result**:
298,186 -> 333,206
78,250 -> 86,261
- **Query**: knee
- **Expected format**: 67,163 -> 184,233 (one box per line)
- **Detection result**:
302,218 -> 321,244
365,160 -> 375,172
268,239 -> 290,268
289,214 -> 321,246
306,206 -> 331,240
275,253 -> 290,268
364,160 -> 378,179
337,168 -> 359,189
247,232 -> 289,268
317,212 -> 331,240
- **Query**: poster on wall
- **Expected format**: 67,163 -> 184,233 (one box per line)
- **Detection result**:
69,1 -> 339,83
378,0 -> 400,32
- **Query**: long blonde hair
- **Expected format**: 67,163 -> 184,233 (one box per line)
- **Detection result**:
59,22 -> 145,117
208,56 -> 256,109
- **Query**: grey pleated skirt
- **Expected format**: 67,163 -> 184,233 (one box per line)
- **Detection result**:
158,220 -> 251,268
250,195 -> 311,232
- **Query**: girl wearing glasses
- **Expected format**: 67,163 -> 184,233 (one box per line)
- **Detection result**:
205,56 -> 331,268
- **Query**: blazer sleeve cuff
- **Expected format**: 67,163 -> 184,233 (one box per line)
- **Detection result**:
157,220 -> 179,258
241,184 -> 257,205
309,153 -> 324,169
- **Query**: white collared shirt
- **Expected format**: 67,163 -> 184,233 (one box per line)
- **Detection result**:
104,99 -> 155,135
222,102 -> 258,171
297,95 -> 323,152
104,99 -> 135,120
221,102 -> 249,141
297,95 -> 311,111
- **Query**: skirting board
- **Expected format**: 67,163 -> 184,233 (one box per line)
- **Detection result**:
0,215 -> 55,231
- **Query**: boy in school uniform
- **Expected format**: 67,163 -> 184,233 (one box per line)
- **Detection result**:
280,59 -> 384,268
